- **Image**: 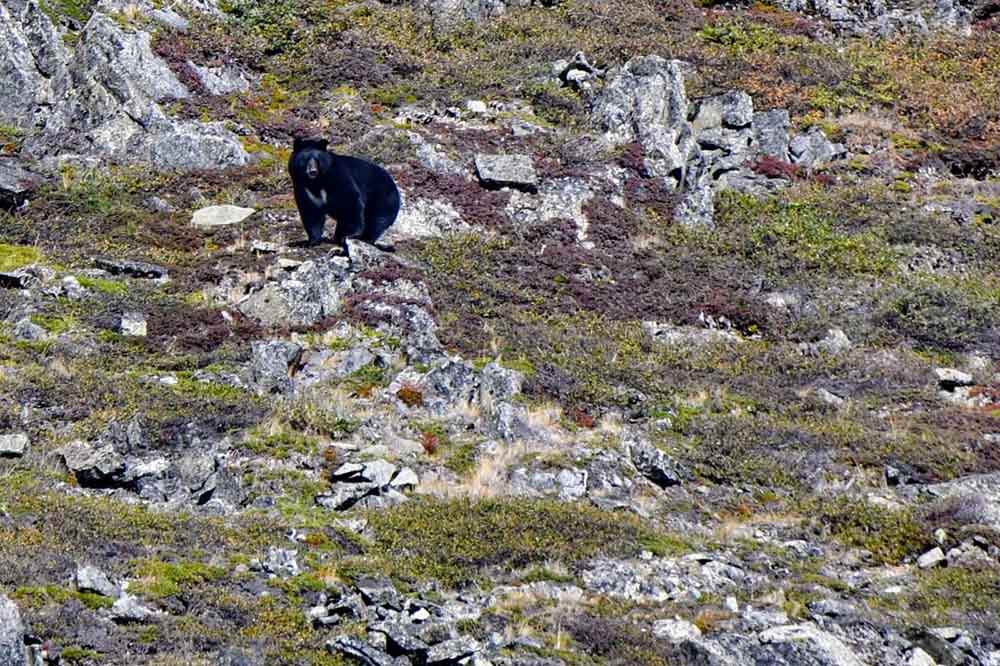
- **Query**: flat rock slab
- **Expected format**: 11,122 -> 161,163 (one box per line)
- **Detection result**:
191,204 -> 256,229
475,154 -> 538,193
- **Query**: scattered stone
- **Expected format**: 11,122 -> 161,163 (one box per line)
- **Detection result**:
119,312 -> 148,337
191,204 -> 256,229
94,257 -> 169,279
13,318 -> 46,342
327,636 -> 398,666
789,128 -> 847,169
934,368 -> 974,389
652,618 -> 702,643
626,432 -> 687,488
474,154 -> 539,193
917,547 -> 946,569
258,548 -> 300,578
553,51 -> 605,92
0,270 -> 35,289
426,636 -> 480,665
111,593 -> 161,623
356,576 -> 401,609
0,433 -> 28,458
249,340 -> 304,396
250,240 -> 281,254
142,196 -> 174,215
907,647 -> 937,666
76,565 -> 119,598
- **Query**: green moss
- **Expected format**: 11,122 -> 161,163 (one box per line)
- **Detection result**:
444,439 -> 478,476
40,0 -> 96,25
30,314 -> 79,335
245,426 -> 319,459
699,19 -> 786,55
132,559 -> 227,599
0,243 -> 42,271
362,497 -> 650,586
78,275 -> 128,296
61,646 -> 102,663
11,585 -> 113,611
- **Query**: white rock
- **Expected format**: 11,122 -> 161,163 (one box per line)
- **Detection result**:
120,312 -> 147,337
390,467 -> 419,489
934,367 -> 974,386
652,618 -> 702,643
917,547 -> 946,569
0,433 -> 29,457
760,624 -> 864,666
908,647 -> 937,666
191,204 -> 256,229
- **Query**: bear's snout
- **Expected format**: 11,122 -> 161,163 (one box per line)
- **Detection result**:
305,158 -> 320,179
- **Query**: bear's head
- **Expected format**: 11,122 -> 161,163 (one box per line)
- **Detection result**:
292,137 -> 330,181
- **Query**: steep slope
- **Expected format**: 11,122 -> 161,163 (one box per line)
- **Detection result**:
1,1 -> 1000,665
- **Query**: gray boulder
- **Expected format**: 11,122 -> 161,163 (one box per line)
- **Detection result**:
249,340 -> 303,395
59,440 -> 126,487
76,564 -> 119,598
625,432 -> 687,488
0,157 -> 43,209
752,110 -> 792,161
2,5 -> 248,170
593,55 -> 692,183
0,594 -> 23,666
474,154 -> 539,193
789,128 -> 847,169
327,636 -> 400,666
239,256 -> 352,328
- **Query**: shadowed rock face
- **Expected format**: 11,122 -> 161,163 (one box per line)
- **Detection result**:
0,3 -> 247,171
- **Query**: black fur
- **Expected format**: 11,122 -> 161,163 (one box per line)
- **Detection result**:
288,137 -> 401,252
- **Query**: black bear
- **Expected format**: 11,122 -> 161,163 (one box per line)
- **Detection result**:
288,137 -> 401,252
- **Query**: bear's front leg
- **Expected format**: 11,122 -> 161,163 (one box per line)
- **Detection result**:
331,196 -> 366,256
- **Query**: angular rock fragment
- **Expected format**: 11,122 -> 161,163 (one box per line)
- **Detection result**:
474,154 -> 539,193
192,205 -> 256,229
0,433 -> 29,458
94,257 -> 169,279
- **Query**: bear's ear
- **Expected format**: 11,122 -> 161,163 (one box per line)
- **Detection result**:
316,138 -> 329,151
293,137 -> 304,151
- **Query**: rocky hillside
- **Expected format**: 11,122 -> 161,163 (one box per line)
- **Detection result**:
1,0 -> 1000,664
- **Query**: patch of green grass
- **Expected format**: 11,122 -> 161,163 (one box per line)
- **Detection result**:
132,559 -> 227,599
60,647 -> 102,663
172,372 -> 247,401
30,314 -> 79,335
444,439 -> 478,476
899,567 -> 1000,627
0,243 -> 42,271
77,275 -> 128,296
40,0 -> 96,25
816,497 -> 932,565
245,426 -> 319,459
715,189 -> 898,277
362,497 -> 651,586
11,585 -> 113,611
699,19 -> 786,55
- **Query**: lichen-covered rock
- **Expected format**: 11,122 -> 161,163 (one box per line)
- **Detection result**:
2,5 -> 247,170
593,55 -> 692,183
475,154 -> 539,193
0,594 -> 24,666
